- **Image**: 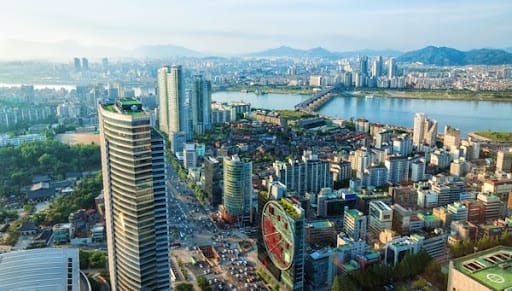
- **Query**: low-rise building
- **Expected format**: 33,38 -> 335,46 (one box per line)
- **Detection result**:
448,246 -> 512,291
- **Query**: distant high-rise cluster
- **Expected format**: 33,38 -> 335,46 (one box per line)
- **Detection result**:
73,57 -> 89,72
158,65 -> 212,153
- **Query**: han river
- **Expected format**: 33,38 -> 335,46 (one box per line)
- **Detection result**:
212,91 -> 512,136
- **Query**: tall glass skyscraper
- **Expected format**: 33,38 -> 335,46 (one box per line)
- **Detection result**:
190,74 -> 212,135
223,155 -> 252,224
98,98 -> 171,290
158,65 -> 188,151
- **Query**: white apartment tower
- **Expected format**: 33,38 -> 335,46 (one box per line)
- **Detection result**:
413,112 -> 438,146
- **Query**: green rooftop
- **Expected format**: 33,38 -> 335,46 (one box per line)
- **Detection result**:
279,198 -> 304,219
453,246 -> 512,290
307,220 -> 334,229
102,98 -> 146,117
346,208 -> 363,218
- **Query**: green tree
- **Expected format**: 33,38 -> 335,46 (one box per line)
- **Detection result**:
89,251 -> 107,269
79,249 -> 91,269
197,275 -> 212,291
175,283 -> 193,291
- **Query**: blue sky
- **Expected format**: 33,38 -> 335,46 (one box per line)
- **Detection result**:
0,0 -> 511,53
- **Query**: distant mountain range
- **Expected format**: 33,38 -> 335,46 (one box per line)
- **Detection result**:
246,45 -> 402,58
0,40 -> 204,60
1,40 -> 511,66
397,46 -> 512,66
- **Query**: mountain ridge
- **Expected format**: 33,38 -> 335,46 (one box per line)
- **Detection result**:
397,46 -> 512,65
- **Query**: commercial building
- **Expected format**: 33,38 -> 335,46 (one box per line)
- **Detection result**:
190,74 -> 212,135
204,156 -> 222,206
391,204 -> 412,235
98,98 -> 170,290
447,246 -> 512,291
305,248 -> 334,290
259,197 -> 305,291
368,200 -> 393,236
158,65 -> 188,148
383,235 -> 423,266
316,188 -> 357,217
305,220 -> 337,248
183,143 -> 197,169
477,193 -> 505,222
0,248 -> 86,291
223,155 -> 253,224
390,186 -> 418,210
497,149 -> 512,173
343,206 -> 367,241
482,179 -> 512,196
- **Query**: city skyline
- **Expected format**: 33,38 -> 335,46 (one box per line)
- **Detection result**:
0,0 -> 511,59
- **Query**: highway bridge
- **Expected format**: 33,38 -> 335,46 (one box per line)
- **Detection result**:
294,83 -> 344,112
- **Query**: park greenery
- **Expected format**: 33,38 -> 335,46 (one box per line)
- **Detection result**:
197,275 -> 212,291
354,88 -> 512,102
473,131 -> 512,142
449,231 -> 512,258
331,250 -> 447,291
175,283 -> 194,291
275,110 -> 316,120
0,140 -> 101,198
33,173 -> 102,225
221,84 -> 316,95
79,249 -> 108,269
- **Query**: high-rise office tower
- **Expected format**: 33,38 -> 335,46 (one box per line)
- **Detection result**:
388,57 -> 396,79
360,56 -> 368,76
190,75 -> 212,135
73,57 -> 81,72
102,57 -> 109,70
204,156 -> 222,206
81,57 -> 89,71
98,98 -> 170,290
158,65 -> 188,151
258,194 -> 305,291
223,155 -> 253,224
413,112 -> 438,146
371,56 -> 383,77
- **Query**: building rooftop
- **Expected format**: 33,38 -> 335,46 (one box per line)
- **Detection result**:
345,208 -> 364,219
0,248 -> 85,291
307,220 -> 334,229
279,197 -> 304,219
452,246 -> 512,290
102,98 -> 145,116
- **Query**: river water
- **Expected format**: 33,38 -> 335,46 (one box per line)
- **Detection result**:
212,91 -> 512,136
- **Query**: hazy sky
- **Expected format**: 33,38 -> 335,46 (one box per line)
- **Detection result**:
1,0 -> 511,53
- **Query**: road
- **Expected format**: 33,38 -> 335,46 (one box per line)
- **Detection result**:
166,160 -> 264,290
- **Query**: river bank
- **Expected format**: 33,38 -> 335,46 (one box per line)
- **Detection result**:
352,89 -> 512,102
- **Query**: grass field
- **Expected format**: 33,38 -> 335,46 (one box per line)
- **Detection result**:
473,131 -> 512,142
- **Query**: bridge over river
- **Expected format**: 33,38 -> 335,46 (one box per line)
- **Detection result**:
294,83 -> 344,112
